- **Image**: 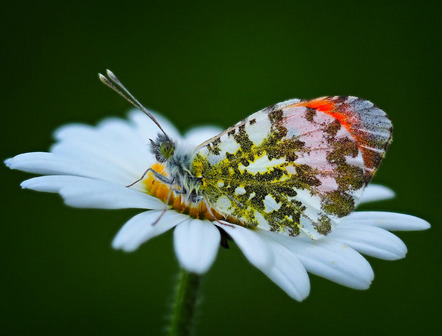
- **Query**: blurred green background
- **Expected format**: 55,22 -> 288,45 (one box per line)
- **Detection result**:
1,1 -> 440,335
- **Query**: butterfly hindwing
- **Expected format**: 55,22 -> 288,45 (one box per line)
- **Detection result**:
191,96 -> 392,238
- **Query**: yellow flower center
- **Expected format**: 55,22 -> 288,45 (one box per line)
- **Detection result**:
143,163 -> 236,222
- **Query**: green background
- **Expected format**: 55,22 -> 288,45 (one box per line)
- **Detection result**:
1,1 -> 440,335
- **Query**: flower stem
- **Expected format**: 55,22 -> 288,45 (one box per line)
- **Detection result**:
168,268 -> 202,336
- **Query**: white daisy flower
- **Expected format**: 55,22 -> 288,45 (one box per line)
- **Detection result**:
5,110 -> 430,301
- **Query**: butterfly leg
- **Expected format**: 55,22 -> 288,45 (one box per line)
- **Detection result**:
171,187 -> 187,195
190,195 -> 204,203
151,189 -> 173,226
126,167 -> 173,188
202,198 -> 235,228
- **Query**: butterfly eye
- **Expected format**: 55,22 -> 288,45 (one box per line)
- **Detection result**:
150,135 -> 175,163
160,141 -> 175,159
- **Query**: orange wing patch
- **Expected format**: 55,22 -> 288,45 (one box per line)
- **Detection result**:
295,96 -> 392,182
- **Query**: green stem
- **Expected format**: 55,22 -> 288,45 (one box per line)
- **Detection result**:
168,268 -> 202,336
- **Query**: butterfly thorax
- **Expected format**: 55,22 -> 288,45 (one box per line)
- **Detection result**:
149,134 -> 203,204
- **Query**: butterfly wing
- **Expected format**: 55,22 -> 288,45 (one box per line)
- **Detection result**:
191,96 -> 392,238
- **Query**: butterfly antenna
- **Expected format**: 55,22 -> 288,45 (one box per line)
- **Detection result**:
98,70 -> 169,138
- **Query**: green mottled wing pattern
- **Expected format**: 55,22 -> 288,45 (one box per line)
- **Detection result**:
191,97 -> 392,238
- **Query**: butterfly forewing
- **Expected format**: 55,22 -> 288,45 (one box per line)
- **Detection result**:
191,96 -> 392,238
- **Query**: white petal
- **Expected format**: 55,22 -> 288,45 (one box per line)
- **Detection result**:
183,126 -> 224,147
174,219 -> 220,274
55,118 -> 144,154
112,210 -> 189,252
53,121 -> 154,185
54,120 -> 140,155
329,224 -> 407,260
360,184 -> 395,204
20,175 -> 165,209
343,212 -> 431,231
5,152 -> 136,186
128,110 -> 182,143
6,152 -> 97,176
53,123 -> 95,141
264,232 -> 374,290
53,142 -> 148,185
214,222 -> 273,270
97,117 -> 146,144
256,232 -> 310,301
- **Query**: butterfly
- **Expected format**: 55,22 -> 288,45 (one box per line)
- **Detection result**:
100,70 -> 392,239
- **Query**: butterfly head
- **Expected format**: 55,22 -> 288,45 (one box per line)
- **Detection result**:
150,134 -> 176,163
